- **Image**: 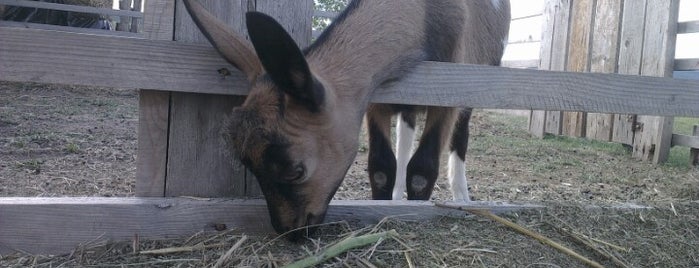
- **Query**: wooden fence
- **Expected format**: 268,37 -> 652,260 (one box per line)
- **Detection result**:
0,0 -> 144,36
0,0 -> 698,254
523,0 -> 698,164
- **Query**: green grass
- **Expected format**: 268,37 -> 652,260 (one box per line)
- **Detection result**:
64,143 -> 81,154
665,117 -> 699,169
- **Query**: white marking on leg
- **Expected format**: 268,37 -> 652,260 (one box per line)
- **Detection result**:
410,175 -> 428,192
393,115 -> 415,200
373,172 -> 387,189
448,151 -> 470,201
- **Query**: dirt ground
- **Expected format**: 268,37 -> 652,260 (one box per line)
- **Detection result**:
1,82 -> 698,267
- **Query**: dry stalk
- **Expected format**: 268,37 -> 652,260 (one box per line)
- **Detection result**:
283,229 -> 399,268
212,235 -> 249,268
549,223 -> 630,268
435,203 -> 604,268
138,242 -> 226,255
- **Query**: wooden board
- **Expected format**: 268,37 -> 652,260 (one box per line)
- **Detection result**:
529,0 -> 557,138
136,90 -> 170,197
0,197 -> 541,254
371,62 -> 699,117
677,20 -> 699,34
1,29 -> 699,116
562,0 -> 594,138
0,0 -> 142,17
143,0 -> 175,40
692,126 -> 699,166
545,0 -> 572,135
586,0 -> 623,142
613,0 -> 646,146
0,20 -> 142,37
166,93 -> 248,197
166,0 -> 248,197
675,59 -> 699,71
135,0 -> 174,197
632,0 -> 680,163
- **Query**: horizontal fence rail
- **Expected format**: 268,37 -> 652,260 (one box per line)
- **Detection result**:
0,0 -> 143,18
0,20 -> 143,37
0,197 -> 537,254
678,20 -> 699,34
2,27 -> 698,117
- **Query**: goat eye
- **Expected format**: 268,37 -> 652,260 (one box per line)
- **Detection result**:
282,165 -> 305,182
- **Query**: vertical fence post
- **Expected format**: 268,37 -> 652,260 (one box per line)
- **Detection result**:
692,125 -> 699,166
135,0 -> 175,197
530,0 -> 571,138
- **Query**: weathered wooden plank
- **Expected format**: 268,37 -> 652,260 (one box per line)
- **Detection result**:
0,27 -> 250,94
586,0 -> 623,142
502,59 -> 539,69
633,0 -> 680,164
562,0 -> 595,138
677,20 -> 699,34
1,28 -> 699,116
0,197 -> 540,255
143,0 -> 175,40
675,58 -> 699,71
613,0 -> 647,145
529,0 -> 557,137
166,93 -> 247,197
313,9 -> 337,19
166,0 -> 248,197
546,0 -> 572,135
372,62 -> 699,117
0,20 -> 142,37
0,0 -> 142,17
135,0 -> 174,197
671,133 -> 699,148
692,126 -> 699,166
136,90 -> 169,197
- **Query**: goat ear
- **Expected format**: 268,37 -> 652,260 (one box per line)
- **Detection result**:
246,12 -> 324,112
182,0 -> 262,82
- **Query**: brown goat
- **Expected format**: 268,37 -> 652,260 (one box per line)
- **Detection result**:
183,0 -> 510,240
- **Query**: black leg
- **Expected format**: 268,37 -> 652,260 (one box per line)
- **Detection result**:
367,104 -> 396,200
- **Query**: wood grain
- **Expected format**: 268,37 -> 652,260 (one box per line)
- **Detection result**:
633,0 -> 680,163
677,20 -> 699,34
691,126 -> 699,166
143,0 -> 175,40
675,59 -> 699,71
546,0 -> 572,135
166,0 -> 248,197
613,0 -> 647,146
529,0 -> 557,137
166,93 -> 247,197
0,197 -> 540,254
135,0 -> 174,197
0,20 -> 142,37
1,28 -> 698,117
0,0 -> 142,17
136,90 -> 170,197
372,62 -> 699,117
562,0 -> 595,138
586,0 -> 623,142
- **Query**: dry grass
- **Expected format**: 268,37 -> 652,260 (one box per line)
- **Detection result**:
1,202 -> 697,267
1,82 -> 698,266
